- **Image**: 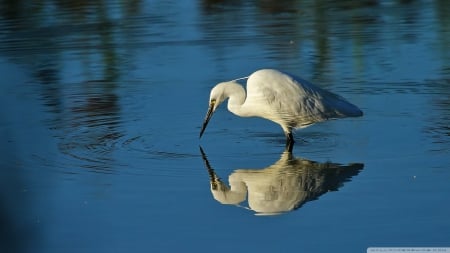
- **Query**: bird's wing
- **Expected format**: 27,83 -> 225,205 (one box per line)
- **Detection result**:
246,69 -> 361,128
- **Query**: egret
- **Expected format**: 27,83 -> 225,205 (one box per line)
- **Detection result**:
199,69 -> 363,149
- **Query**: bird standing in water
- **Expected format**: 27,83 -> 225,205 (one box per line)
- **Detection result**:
199,69 -> 362,151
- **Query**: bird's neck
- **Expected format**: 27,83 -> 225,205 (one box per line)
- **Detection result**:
224,82 -> 251,117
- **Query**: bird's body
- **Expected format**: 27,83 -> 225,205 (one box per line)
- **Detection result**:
200,69 -> 363,149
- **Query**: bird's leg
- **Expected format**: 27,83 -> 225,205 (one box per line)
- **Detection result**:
285,132 -> 295,153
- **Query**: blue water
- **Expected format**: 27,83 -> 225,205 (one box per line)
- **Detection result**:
0,1 -> 449,252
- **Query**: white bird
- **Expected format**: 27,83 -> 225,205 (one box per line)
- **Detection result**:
200,69 -> 363,149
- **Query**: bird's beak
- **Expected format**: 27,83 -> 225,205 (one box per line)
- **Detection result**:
200,101 -> 215,138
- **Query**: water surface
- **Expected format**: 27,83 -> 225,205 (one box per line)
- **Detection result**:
0,1 -> 449,252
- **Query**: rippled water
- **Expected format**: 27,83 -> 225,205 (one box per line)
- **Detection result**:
1,1 -> 449,253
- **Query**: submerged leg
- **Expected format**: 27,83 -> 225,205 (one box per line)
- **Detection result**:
285,132 -> 295,152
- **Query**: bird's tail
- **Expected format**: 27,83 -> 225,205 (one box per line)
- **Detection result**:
335,99 -> 363,117
319,88 -> 363,118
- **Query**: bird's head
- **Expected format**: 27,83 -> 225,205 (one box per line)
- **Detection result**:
199,83 -> 230,138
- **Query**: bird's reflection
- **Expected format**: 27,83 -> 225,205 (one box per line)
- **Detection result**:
200,147 -> 363,215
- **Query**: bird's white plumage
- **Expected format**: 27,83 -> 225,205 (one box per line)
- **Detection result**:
243,69 -> 362,132
200,69 -> 363,144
